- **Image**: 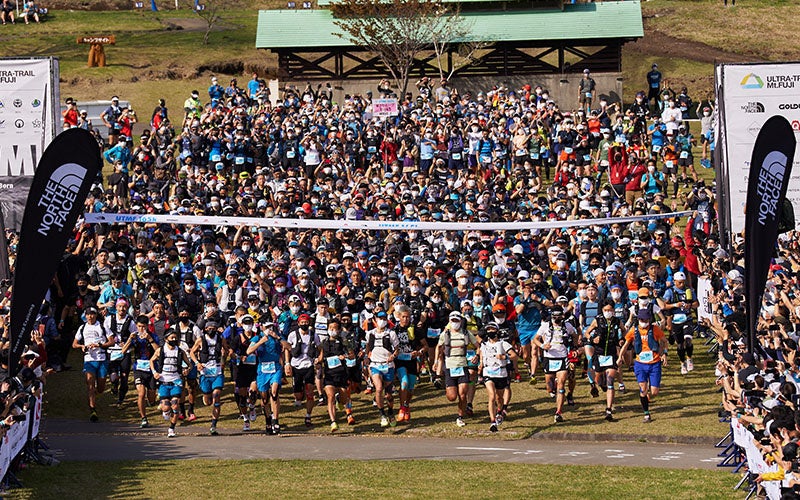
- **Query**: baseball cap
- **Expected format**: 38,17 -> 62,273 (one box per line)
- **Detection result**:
492,304 -> 506,313
638,287 -> 650,297
298,313 -> 311,322
449,311 -> 462,321
637,309 -> 653,321
673,271 -> 686,281
241,314 -> 254,324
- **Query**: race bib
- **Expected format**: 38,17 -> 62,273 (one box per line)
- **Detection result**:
368,146 -> 377,153
652,145 -> 661,153
564,147 -> 574,154
286,150 -> 296,159
326,356 -> 342,369
466,350 -> 477,364
397,353 -> 412,361
210,154 -> 221,162
548,359 -> 563,372
135,359 -> 150,371
583,154 -> 592,162
345,358 -> 356,368
204,365 -> 219,377
451,152 -> 462,160
259,361 -> 276,374
427,328 -> 441,339
665,160 -> 674,169
638,351 -> 654,363
531,152 -> 540,160
585,92 -> 593,98
373,362 -> 390,373
680,151 -> 689,159
235,156 -> 245,165
110,350 -> 124,361
243,354 -> 256,365
598,355 -> 613,368
673,313 -> 688,323
449,366 -> 465,377
486,367 -> 502,378
480,155 -> 492,164
515,149 -> 527,157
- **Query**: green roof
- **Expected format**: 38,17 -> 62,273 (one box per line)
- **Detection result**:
256,1 -> 643,49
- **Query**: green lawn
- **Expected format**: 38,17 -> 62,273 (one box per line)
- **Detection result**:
46,345 -> 725,439
9,459 -> 737,499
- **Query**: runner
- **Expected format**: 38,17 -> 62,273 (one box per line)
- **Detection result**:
230,314 -> 259,431
393,304 -> 426,423
317,319 -> 355,432
478,322 -> 518,432
287,313 -> 319,427
618,309 -> 668,422
151,329 -> 193,438
663,271 -> 698,375
584,303 -> 624,421
175,307 -> 201,421
437,311 -> 480,427
72,306 -> 115,422
124,315 -> 160,428
246,321 -> 289,434
533,306 -> 578,423
514,275 -> 551,385
190,321 -> 230,435
365,310 -> 399,428
104,298 -> 136,406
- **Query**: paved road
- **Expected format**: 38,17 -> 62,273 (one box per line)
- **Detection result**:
40,419 -> 724,470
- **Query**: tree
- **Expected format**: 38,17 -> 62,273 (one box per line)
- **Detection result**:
332,0 -> 465,98
429,7 -> 489,82
189,0 -> 225,45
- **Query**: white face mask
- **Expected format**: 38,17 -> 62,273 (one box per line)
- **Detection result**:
290,305 -> 300,314
638,298 -> 650,307
275,286 -> 286,293
242,324 -> 254,332
603,311 -> 614,319
557,261 -> 567,270
458,278 -> 468,286
494,315 -> 505,325
473,296 -> 484,304
431,297 -> 441,304
135,256 -> 146,266
449,320 -> 462,330
578,289 -> 587,299
377,319 -> 387,329
241,245 -> 251,253
611,291 -> 622,300
409,286 -> 420,294
299,278 -> 309,286
365,302 -> 375,311
329,329 -> 339,338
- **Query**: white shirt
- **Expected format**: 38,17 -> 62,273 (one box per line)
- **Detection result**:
480,340 -> 512,378
288,330 -> 319,369
76,321 -> 113,362
536,321 -> 576,359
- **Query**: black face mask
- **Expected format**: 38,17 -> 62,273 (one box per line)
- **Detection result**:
551,316 -> 563,325
179,317 -> 190,324
299,324 -> 309,331
167,339 -> 179,347
205,330 -> 217,337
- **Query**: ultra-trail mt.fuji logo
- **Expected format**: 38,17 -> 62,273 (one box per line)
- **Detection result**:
741,73 -> 764,89
36,163 -> 86,236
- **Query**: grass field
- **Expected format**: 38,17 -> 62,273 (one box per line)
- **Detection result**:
45,343 -> 725,439
8,459 -> 737,499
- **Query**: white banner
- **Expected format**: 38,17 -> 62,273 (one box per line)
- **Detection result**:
84,210 -> 691,231
719,62 -> 800,234
372,98 -> 398,118
697,276 -> 714,323
732,417 -> 781,500
0,57 -> 59,229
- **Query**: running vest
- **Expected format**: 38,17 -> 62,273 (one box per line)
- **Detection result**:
290,331 -> 317,359
159,344 -> 181,383
199,334 -> 223,363
633,324 -> 660,356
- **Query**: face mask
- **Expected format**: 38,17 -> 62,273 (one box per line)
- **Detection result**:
179,317 -> 190,324
580,254 -> 589,263
578,289 -> 587,299
551,316 -> 563,325
365,302 -> 375,311
290,305 -> 301,314
409,286 -> 420,294
167,339 -> 179,347
135,257 -> 146,266
506,288 -> 516,296
556,261 -> 567,270
377,319 -> 388,329
611,291 -> 622,300
184,284 -> 194,291
458,278 -> 468,286
449,320 -> 461,330
275,286 -> 286,293
648,166 -> 655,173
494,315 -> 505,325
206,306 -> 216,314
703,112 -> 710,116
638,298 -> 650,307
243,324 -> 254,332
603,311 -> 614,319
638,321 -> 650,329
329,329 -> 339,338
241,245 -> 251,253
431,297 -> 441,304
205,330 -> 217,337
473,296 -> 484,304
299,279 -> 309,286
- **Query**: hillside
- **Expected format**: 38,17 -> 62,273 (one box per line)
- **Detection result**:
0,0 -> 793,110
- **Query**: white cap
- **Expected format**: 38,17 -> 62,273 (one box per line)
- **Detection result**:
728,269 -> 742,282
511,244 -> 524,255
673,271 -> 686,281
517,270 -> 530,280
455,269 -> 468,279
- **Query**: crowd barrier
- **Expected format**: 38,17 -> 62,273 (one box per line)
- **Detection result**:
0,395 -> 44,485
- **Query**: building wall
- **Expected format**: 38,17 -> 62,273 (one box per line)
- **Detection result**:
281,71 -> 625,109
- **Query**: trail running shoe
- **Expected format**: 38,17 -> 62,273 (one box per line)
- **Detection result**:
680,362 -> 688,375
243,419 -> 251,432
347,414 -> 356,425
643,413 -> 652,423
495,412 -> 504,425
140,418 -> 149,429
567,394 -> 575,406
304,416 -> 313,428
686,358 -> 694,372
330,421 -> 339,433
605,409 -> 614,422
162,411 -> 170,421
554,413 -> 564,423
272,423 -> 281,435
187,413 -> 197,422
590,384 -> 599,398
89,409 -> 99,423
210,426 -> 219,436
380,416 -> 389,428
167,427 -> 176,438
456,416 -> 466,427
490,422 -> 498,432
249,408 -> 258,422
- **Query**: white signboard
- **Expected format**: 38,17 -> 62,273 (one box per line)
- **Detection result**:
372,98 -> 398,118
0,57 -> 59,229
697,276 -> 714,323
719,62 -> 800,234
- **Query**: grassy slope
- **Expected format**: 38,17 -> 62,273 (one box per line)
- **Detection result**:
11,459 -> 737,499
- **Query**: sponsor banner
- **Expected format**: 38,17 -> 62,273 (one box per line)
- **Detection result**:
0,57 -> 59,230
84,210 -> 692,232
744,116 -> 796,349
10,128 -> 101,374
372,98 -> 398,118
719,62 -> 800,235
731,417 -> 781,500
697,276 -> 714,323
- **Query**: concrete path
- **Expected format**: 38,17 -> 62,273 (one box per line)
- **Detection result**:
40,418 -> 726,470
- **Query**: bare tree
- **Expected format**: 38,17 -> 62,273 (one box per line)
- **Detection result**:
189,0 -> 224,45
429,6 -> 489,81
332,0 -> 462,98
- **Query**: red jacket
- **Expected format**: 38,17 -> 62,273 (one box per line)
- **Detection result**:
625,161 -> 647,191
683,217 -> 700,275
608,147 -> 629,185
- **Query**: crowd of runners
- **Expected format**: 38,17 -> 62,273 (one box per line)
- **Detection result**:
28,69 -> 732,438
